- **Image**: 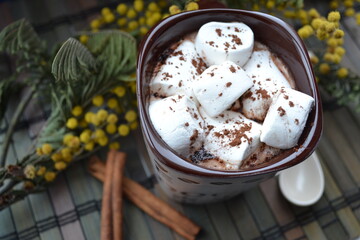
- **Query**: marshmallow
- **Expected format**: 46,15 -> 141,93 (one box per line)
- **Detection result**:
195,22 -> 254,67
193,61 -> 253,117
150,39 -> 207,98
260,88 -> 314,149
241,43 -> 293,121
201,109 -> 262,169
149,95 -> 204,157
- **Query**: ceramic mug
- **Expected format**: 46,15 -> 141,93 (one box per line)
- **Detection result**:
136,9 -> 323,204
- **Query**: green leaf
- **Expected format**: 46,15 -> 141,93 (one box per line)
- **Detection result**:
295,0 -> 304,9
38,127 -> 66,147
0,19 -> 45,55
86,30 -> 137,80
75,30 -> 137,105
116,74 -> 136,82
51,38 -> 96,83
0,76 -> 16,120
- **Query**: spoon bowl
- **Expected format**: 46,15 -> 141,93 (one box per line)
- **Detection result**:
279,152 -> 324,206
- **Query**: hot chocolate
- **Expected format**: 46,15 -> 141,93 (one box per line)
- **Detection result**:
148,21 -> 314,171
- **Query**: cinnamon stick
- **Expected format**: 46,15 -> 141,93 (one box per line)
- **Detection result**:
112,152 -> 126,240
123,178 -> 197,240
100,150 -> 115,240
88,156 -> 200,240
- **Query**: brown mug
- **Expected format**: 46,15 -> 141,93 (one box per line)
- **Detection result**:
136,8 -> 323,204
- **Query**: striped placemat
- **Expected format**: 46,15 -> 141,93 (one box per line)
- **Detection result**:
1,113 -> 360,240
1,0 -> 360,239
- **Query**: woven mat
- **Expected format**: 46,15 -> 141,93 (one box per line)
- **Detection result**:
1,0 -> 360,239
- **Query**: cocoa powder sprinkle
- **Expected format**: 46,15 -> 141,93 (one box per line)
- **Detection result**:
172,50 -> 183,56
226,82 -> 232,87
277,107 -> 286,116
242,91 -> 255,101
289,101 -> 294,107
231,35 -> 242,45
255,89 -> 271,99
190,129 -> 199,142
207,125 -> 214,131
195,58 -> 206,75
162,72 -> 173,78
215,28 -> 222,36
229,123 -> 252,147
214,132 -> 222,138
191,59 -> 197,68
229,66 -> 236,73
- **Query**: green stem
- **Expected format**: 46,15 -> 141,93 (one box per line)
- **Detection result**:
83,80 -> 115,107
0,179 -> 18,196
0,87 -> 36,167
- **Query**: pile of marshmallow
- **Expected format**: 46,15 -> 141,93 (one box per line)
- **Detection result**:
149,21 -> 314,169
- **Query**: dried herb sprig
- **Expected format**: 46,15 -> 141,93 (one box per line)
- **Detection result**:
0,19 -> 137,209
0,19 -> 50,167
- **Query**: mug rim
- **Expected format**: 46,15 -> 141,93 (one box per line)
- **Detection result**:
136,8 -> 323,178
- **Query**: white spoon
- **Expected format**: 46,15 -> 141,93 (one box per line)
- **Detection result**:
279,151 -> 325,207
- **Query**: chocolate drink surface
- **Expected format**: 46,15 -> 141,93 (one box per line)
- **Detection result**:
148,21 -> 314,171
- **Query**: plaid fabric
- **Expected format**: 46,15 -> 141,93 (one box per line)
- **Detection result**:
1,0 -> 360,239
